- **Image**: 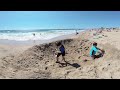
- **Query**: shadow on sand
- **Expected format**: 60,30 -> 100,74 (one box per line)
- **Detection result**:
58,61 -> 80,68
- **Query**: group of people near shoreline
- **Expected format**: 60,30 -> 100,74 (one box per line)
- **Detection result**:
32,30 -> 79,43
32,30 -> 79,37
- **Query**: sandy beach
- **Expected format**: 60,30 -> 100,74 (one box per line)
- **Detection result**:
0,29 -> 120,79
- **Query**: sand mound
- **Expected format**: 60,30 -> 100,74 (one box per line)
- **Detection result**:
0,38 -> 94,79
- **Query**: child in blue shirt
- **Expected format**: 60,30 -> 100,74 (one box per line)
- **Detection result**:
56,42 -> 66,64
90,42 -> 104,59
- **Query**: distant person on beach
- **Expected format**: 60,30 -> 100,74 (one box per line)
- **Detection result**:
55,42 -> 66,64
90,42 -> 105,60
98,30 -> 102,34
33,33 -> 35,37
32,33 -> 36,43
76,30 -> 79,35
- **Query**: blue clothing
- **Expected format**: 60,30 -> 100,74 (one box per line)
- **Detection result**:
90,46 -> 98,56
59,45 -> 65,53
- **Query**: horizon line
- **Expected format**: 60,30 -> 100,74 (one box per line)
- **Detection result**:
0,27 -> 119,30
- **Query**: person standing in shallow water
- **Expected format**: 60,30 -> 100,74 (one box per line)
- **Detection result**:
33,33 -> 35,37
76,30 -> 78,35
55,42 -> 67,65
32,33 -> 36,43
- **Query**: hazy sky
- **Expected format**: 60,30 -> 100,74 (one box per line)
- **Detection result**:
0,11 -> 120,30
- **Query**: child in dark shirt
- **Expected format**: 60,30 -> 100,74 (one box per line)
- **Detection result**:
56,42 -> 66,64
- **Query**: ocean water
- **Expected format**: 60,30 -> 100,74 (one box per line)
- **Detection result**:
0,29 -> 84,41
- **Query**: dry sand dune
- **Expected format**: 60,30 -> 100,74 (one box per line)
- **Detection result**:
0,30 -> 120,79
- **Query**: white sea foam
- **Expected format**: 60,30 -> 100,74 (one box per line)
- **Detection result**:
0,30 -> 84,41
